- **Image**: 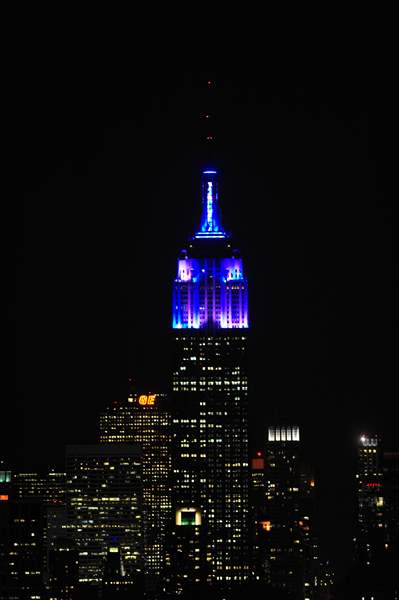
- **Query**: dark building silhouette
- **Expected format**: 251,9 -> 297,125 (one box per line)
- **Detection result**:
251,425 -> 321,599
101,544 -> 143,599
355,433 -> 385,568
383,451 -> 399,555
1,498 -> 46,599
0,463 -> 12,592
47,537 -> 79,599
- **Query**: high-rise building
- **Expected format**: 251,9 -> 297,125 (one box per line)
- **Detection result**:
0,483 -> 46,599
101,544 -> 141,599
65,444 -> 143,591
47,537 -> 79,600
355,433 -> 385,568
0,462 -> 12,597
0,467 -> 69,599
383,451 -> 399,555
12,469 -> 67,591
170,168 -> 250,590
99,392 -> 171,593
251,425 -> 316,598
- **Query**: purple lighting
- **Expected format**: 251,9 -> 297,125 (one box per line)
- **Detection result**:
172,170 -> 249,330
197,170 -> 226,238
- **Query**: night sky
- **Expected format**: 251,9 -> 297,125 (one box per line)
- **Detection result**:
3,34 -> 398,581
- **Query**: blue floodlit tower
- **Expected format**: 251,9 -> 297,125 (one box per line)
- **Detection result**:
173,170 -> 248,330
170,168 -> 250,592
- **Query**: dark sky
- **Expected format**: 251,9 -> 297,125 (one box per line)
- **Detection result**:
3,31 -> 398,580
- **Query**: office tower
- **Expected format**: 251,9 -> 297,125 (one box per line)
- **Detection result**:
102,544 -> 141,599
0,463 -> 12,597
171,168 -> 250,589
250,450 -> 267,581
65,444 -> 143,592
252,424 -> 314,598
383,451 -> 399,554
47,537 -> 78,600
312,559 -> 335,600
381,451 -> 399,598
163,506 -> 208,596
99,392 -> 171,593
12,469 -> 67,591
1,487 -> 46,599
13,471 -> 47,503
355,433 -> 385,567
299,463 -> 319,600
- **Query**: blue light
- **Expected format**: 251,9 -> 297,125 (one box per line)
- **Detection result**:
194,232 -> 226,239
172,168 -> 249,329
173,254 -> 248,329
197,170 -> 226,238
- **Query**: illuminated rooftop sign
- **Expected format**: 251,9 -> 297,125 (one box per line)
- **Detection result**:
175,507 -> 202,526
138,394 -> 156,406
359,434 -> 378,447
268,425 -> 300,442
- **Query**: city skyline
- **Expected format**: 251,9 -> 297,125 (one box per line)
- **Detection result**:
4,57 -> 398,591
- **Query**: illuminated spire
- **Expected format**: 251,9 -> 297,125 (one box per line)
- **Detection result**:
195,80 -> 226,238
195,169 -> 226,239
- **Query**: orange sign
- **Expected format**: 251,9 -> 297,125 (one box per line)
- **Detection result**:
0,495 -> 9,502
138,394 -> 156,406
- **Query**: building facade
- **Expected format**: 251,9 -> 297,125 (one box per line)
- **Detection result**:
65,444 -> 143,590
355,433 -> 385,568
99,393 -> 171,592
170,168 -> 250,590
251,425 -> 318,599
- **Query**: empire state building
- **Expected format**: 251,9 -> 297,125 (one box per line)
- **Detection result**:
170,168 -> 250,589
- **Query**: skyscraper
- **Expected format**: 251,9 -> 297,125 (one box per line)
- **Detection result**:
0,468 -> 46,599
355,433 -> 385,568
171,168 -> 250,589
251,425 -> 317,598
65,444 -> 143,591
99,392 -> 171,593
383,451 -> 399,555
